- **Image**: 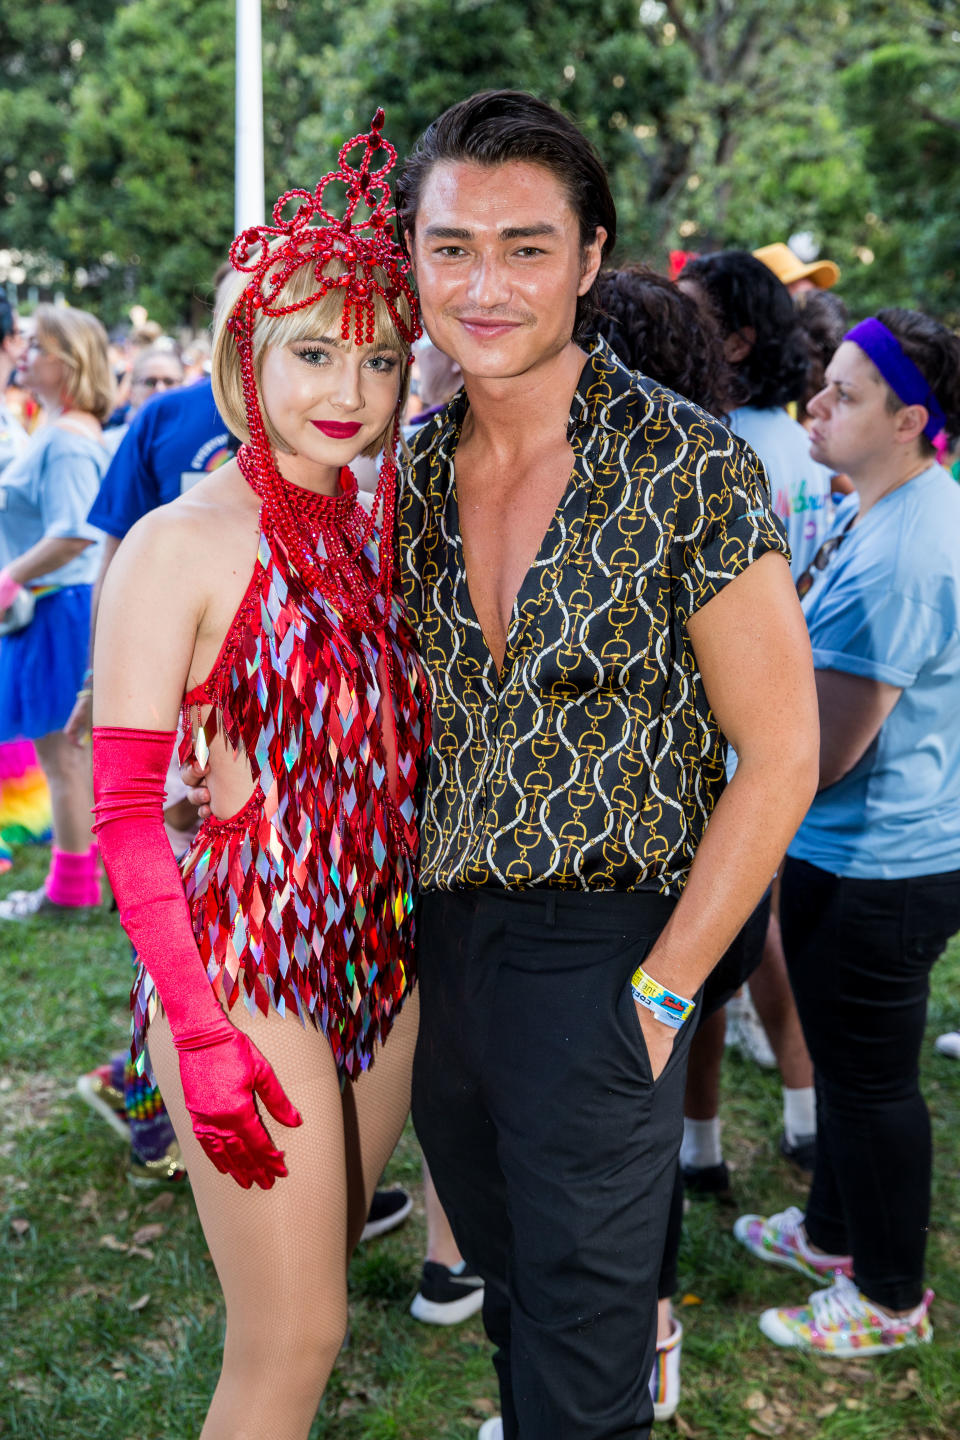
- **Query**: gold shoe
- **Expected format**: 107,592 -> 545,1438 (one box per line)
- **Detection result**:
128,1140 -> 188,1189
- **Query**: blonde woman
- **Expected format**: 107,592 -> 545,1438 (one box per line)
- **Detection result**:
0,306 -> 112,919
91,115 -> 430,1439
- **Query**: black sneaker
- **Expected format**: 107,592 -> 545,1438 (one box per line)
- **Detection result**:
779,1130 -> 817,1175
359,1187 -> 413,1242
409,1260 -> 485,1325
681,1160 -> 734,1202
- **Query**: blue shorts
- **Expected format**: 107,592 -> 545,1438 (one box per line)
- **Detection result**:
0,584 -> 92,741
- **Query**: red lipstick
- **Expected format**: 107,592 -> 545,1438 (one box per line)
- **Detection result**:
311,420 -> 363,439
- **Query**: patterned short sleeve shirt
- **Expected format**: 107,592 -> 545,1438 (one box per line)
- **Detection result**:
399,337 -> 789,896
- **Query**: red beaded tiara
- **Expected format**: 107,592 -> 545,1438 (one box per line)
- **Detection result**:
226,108 -> 420,351
222,110 -> 420,625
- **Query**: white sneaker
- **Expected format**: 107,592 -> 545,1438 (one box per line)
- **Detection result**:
649,1318 -> 682,1420
477,1421 -> 503,1440
733,1204 -> 852,1283
759,1272 -> 934,1356
725,990 -> 776,1068
934,1030 -> 960,1059
410,1260 -> 485,1325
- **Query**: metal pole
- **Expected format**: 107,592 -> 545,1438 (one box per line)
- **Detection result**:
235,0 -> 265,233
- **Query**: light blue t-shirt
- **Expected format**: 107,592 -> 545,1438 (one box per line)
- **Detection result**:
0,398 -> 27,478
0,425 -> 107,587
728,406 -> 834,578
789,464 -> 960,879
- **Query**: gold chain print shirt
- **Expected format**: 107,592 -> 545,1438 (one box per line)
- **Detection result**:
399,337 -> 789,896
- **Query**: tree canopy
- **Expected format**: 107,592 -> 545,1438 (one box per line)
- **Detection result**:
1,0 -> 957,327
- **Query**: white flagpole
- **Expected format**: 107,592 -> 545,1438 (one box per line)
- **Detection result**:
235,0 -> 265,232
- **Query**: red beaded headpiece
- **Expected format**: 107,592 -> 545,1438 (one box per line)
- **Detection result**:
225,109 -> 420,626
226,107 -> 420,352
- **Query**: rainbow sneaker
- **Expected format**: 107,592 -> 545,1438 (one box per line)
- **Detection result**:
649,1317 -> 683,1421
759,1273 -> 934,1356
733,1206 -> 852,1283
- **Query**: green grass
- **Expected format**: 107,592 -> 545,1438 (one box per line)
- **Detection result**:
2,843 -> 959,1438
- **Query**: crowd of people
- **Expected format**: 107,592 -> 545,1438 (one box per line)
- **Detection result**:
1,88 -> 959,1440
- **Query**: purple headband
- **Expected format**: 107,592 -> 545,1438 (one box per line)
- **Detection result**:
844,317 -> 946,441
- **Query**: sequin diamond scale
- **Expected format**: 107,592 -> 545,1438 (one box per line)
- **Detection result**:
131,463 -> 430,1082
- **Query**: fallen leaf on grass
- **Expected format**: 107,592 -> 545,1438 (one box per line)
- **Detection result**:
132,1223 -> 165,1245
142,1191 -> 175,1214
743,1392 -> 769,1412
9,1217 -> 29,1237
127,1245 -> 155,1261
748,1419 -> 783,1437
127,1294 -> 151,1312
680,1293 -> 702,1306
815,1402 -> 838,1419
99,1234 -> 128,1252
141,1339 -> 172,1362
8,1374 -> 43,1396
844,1398 -> 864,1411
471,1397 -> 497,1417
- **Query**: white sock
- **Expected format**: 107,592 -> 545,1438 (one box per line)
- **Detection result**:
680,1116 -> 723,1170
783,1086 -> 816,1145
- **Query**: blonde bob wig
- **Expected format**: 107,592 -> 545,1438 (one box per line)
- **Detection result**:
34,304 -> 114,424
212,243 -> 414,459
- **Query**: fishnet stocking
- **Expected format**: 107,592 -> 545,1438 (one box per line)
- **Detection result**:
148,988 -> 418,1440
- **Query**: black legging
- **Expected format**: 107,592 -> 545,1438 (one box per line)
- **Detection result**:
780,856 -> 960,1311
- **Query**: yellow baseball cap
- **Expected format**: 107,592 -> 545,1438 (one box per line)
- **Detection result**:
754,242 -> 840,290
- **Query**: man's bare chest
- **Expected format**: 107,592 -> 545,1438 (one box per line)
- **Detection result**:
455,446 -> 575,671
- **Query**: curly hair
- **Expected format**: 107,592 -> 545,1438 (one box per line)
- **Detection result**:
681,251 -> 811,408
593,265 -> 737,419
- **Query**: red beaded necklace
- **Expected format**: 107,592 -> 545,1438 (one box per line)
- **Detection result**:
225,108 -> 419,629
237,442 -> 394,628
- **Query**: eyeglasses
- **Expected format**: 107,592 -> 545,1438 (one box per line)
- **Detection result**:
796,515 -> 855,599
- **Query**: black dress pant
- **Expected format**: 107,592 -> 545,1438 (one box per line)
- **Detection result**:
412,887 -> 695,1440
781,857 -> 960,1311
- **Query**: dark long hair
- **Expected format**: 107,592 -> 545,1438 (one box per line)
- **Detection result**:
396,90 -> 617,342
681,250 -> 811,408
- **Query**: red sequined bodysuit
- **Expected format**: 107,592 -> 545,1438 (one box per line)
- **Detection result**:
130,462 -> 430,1081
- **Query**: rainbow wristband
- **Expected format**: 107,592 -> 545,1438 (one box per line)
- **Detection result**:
630,965 -> 696,1031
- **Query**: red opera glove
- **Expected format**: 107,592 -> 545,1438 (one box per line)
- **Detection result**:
92,726 -> 302,1188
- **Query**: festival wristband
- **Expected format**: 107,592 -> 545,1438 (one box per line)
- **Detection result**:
630,965 -> 696,1031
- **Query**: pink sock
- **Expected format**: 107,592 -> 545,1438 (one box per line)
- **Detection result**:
45,845 -> 101,907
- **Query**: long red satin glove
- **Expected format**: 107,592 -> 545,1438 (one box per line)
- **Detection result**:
92,726 -> 302,1189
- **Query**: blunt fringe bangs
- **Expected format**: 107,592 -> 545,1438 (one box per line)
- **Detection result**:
212,242 -> 413,456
